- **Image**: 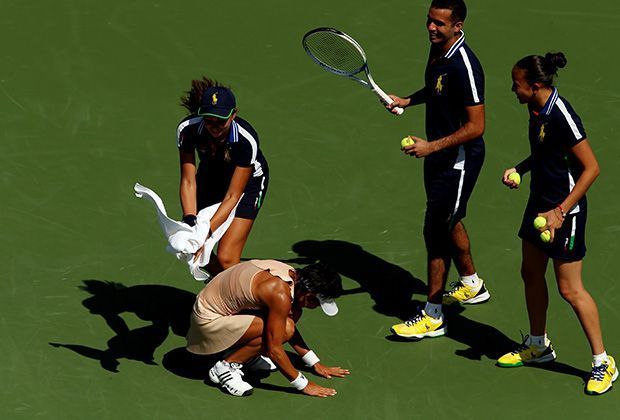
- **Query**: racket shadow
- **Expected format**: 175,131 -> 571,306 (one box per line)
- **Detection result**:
285,239 -> 426,319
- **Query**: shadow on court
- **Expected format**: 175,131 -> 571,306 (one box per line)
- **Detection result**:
283,239 -> 426,319
50,279 -> 195,373
385,301 -> 587,380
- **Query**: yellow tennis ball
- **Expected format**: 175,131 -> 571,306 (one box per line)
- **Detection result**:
533,216 -> 547,230
508,172 -> 521,185
401,136 -> 415,148
540,230 -> 551,243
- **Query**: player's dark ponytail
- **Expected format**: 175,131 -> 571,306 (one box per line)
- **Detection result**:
515,52 -> 567,87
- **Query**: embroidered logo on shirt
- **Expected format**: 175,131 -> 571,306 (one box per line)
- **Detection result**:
435,74 -> 447,94
212,93 -> 218,105
538,123 -> 547,143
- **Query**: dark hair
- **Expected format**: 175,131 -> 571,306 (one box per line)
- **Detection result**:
296,262 -> 343,299
430,0 -> 467,22
515,52 -> 567,87
180,76 -> 225,114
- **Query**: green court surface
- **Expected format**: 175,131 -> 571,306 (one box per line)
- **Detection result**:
2,0 -> 620,418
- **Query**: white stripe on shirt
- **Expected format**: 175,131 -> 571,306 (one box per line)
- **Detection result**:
555,98 -> 583,140
176,117 -> 203,147
459,47 -> 480,104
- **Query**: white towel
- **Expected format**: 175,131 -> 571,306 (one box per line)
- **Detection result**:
134,183 -> 240,281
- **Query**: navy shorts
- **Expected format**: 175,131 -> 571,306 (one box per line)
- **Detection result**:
518,200 -> 587,261
197,166 -> 269,221
423,145 -> 484,256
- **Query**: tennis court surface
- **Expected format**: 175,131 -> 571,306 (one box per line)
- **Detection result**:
2,0 -> 619,418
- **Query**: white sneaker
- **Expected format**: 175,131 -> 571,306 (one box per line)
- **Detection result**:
244,356 -> 277,373
208,361 -> 253,397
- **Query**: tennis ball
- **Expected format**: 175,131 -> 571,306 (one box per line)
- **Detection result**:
401,136 -> 415,148
508,172 -> 521,186
533,216 -> 547,230
540,230 -> 551,243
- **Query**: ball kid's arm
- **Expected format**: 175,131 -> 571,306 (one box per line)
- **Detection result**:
422,104 -> 485,154
557,139 -> 599,216
514,156 -> 532,175
208,166 -> 252,233
179,150 -> 198,217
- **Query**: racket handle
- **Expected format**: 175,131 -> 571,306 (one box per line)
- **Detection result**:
391,105 -> 404,115
371,83 -> 404,116
377,93 -> 404,115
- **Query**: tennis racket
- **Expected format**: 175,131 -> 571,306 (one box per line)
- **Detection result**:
302,27 -> 404,115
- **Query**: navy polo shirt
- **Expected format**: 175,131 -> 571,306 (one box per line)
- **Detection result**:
176,116 -> 266,179
528,88 -> 587,212
423,33 -> 485,167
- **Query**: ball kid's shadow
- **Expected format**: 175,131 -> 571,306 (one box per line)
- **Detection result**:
283,240 -> 426,319
50,279 -> 196,373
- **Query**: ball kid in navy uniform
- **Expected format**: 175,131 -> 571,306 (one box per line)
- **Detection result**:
499,52 -> 616,395
387,0 -> 489,340
177,77 -> 269,275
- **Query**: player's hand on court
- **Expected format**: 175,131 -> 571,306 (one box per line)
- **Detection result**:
313,362 -> 350,379
387,94 -> 410,114
502,168 -> 519,189
404,136 -> 434,158
302,381 -> 337,398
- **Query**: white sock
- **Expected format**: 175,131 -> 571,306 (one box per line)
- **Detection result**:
461,273 -> 481,288
424,302 -> 443,319
593,352 -> 609,367
528,334 -> 550,348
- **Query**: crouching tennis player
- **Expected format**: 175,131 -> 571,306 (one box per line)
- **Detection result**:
186,259 -> 350,397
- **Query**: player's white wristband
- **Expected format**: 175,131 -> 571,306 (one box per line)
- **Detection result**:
290,372 -> 309,391
302,350 -> 320,367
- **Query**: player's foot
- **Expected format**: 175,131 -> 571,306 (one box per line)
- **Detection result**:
390,310 -> 446,339
244,355 -> 277,373
443,279 -> 490,304
586,356 -> 618,395
208,360 -> 253,396
497,336 -> 556,367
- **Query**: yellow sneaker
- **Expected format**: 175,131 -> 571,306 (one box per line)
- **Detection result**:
443,279 -> 490,305
586,356 -> 618,395
497,336 -> 556,367
390,310 -> 446,339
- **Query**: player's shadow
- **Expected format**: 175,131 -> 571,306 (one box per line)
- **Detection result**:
50,279 -> 195,373
282,239 -> 426,319
386,301 -> 588,380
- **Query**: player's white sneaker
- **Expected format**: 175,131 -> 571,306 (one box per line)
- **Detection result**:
208,360 -> 253,397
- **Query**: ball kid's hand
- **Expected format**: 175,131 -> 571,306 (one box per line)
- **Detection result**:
537,208 -> 564,242
404,136 -> 434,158
313,362 -> 350,379
386,94 -> 410,114
502,168 -> 520,189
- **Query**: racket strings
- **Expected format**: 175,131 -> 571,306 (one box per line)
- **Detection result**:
303,32 -> 366,75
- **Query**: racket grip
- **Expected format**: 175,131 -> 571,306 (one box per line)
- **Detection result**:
372,85 -> 404,116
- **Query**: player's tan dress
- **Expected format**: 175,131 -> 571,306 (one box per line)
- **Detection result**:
186,259 -> 295,355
